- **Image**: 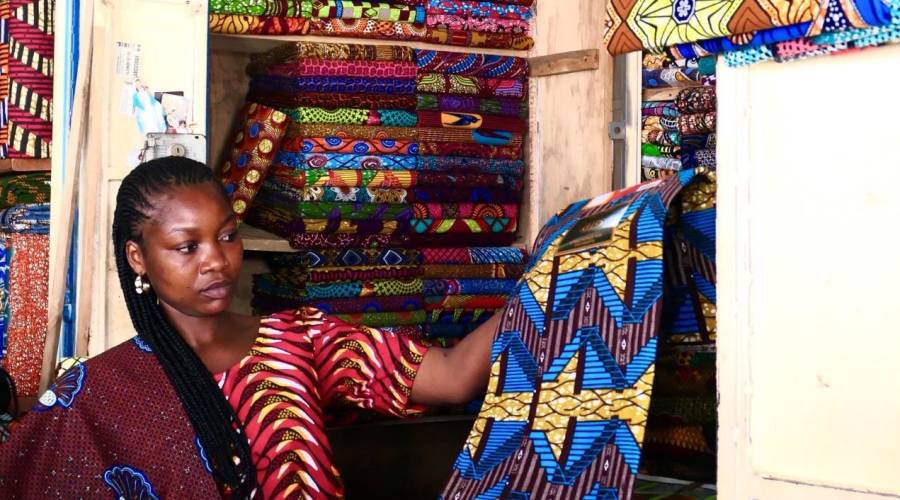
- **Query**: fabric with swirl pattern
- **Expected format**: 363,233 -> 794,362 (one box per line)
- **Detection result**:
216,307 -> 428,498
269,166 -> 524,189
427,15 -> 530,33
417,94 -> 527,118
426,0 -> 533,20
417,141 -> 522,160
266,185 -> 521,203
417,128 -> 524,147
416,73 -> 526,99
267,58 -> 417,78
294,136 -> 419,155
275,151 -> 419,170
416,110 -> 526,133
251,74 -> 416,95
423,26 -> 534,50
282,107 -> 418,126
414,50 -> 529,78
677,112 -> 717,135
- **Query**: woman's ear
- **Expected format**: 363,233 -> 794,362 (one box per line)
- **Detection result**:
125,240 -> 146,276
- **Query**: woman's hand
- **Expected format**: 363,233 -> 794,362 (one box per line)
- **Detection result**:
410,313 -> 500,406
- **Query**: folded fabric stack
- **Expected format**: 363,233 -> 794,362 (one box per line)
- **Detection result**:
209,0 -> 535,50
1,0 -> 55,159
252,246 -> 526,341
640,54 -> 716,182
605,0 -> 899,68
218,41 -> 529,343
0,200 -> 51,397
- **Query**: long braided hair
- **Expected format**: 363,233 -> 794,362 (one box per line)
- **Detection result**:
112,157 -> 255,497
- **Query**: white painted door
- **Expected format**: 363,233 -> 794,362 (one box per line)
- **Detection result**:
717,45 -> 900,499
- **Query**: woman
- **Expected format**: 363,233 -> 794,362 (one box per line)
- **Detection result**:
0,157 -> 498,498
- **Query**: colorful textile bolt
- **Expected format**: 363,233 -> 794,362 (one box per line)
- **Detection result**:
416,73 -> 526,99
641,101 -> 680,117
416,110 -> 525,133
1,233 -> 49,395
642,143 -> 681,158
6,0 -> 55,159
296,136 -> 418,155
417,127 -> 523,147
267,58 -> 417,78
417,141 -> 522,160
270,166 -> 523,190
275,151 -> 419,170
294,123 -> 419,140
642,68 -> 701,87
220,103 -> 289,221
604,0 -> 818,54
426,0 -> 533,20
424,26 -> 535,50
642,155 -> 682,171
427,15 -> 531,34
284,107 -> 417,127
251,74 -> 417,95
681,148 -> 717,169
642,115 -> 679,132
300,0 -> 426,23
414,50 -> 529,78
0,203 -> 51,233
678,112 -> 716,135
642,128 -> 681,147
249,40 -> 414,75
250,91 -> 418,110
0,173 -> 51,208
442,168 -> 717,498
417,94 -> 527,118
676,87 -> 716,113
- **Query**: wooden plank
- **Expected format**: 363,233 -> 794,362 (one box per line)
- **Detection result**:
527,0 -> 614,234
642,86 -> 697,102
529,49 -> 599,78
0,158 -> 51,173
42,0 -> 94,392
240,223 -> 294,253
210,33 -> 528,57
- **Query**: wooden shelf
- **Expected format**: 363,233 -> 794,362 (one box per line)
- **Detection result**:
239,223 -> 294,253
642,85 -> 700,102
0,158 -> 51,173
210,33 -> 528,57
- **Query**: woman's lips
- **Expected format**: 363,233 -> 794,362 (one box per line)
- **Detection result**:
200,281 -> 233,300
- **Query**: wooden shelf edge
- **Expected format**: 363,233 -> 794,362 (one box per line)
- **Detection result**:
210,32 -> 529,57
239,223 -> 294,253
0,158 -> 51,173
642,85 -> 699,102
529,49 -> 600,78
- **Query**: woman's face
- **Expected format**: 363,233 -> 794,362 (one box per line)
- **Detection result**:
125,181 -> 243,318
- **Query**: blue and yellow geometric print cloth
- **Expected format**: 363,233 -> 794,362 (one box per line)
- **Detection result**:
442,167 -> 717,499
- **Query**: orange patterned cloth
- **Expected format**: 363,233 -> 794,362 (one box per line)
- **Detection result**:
216,307 -> 429,498
1,233 -> 49,396
220,103 -> 290,221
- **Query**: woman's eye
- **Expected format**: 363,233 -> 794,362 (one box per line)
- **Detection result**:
220,231 -> 238,242
176,243 -> 197,254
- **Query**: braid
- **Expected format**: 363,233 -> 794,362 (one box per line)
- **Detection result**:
112,157 -> 255,497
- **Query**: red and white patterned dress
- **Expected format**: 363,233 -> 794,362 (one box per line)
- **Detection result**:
216,307 -> 430,499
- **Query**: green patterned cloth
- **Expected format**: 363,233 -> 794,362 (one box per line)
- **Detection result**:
210,0 -> 302,16
0,174 -> 51,209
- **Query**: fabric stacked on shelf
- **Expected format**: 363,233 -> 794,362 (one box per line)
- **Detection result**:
641,54 -> 716,182
0,0 -> 55,159
219,40 -> 529,343
209,0 -> 535,50
0,184 -> 51,397
604,0 -> 899,67
252,246 -> 526,342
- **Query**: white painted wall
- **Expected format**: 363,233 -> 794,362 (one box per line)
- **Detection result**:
717,44 -> 900,499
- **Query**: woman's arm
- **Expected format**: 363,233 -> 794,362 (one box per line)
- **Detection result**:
410,313 -> 500,406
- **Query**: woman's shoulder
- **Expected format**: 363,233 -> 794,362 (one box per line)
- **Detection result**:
32,337 -> 158,412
